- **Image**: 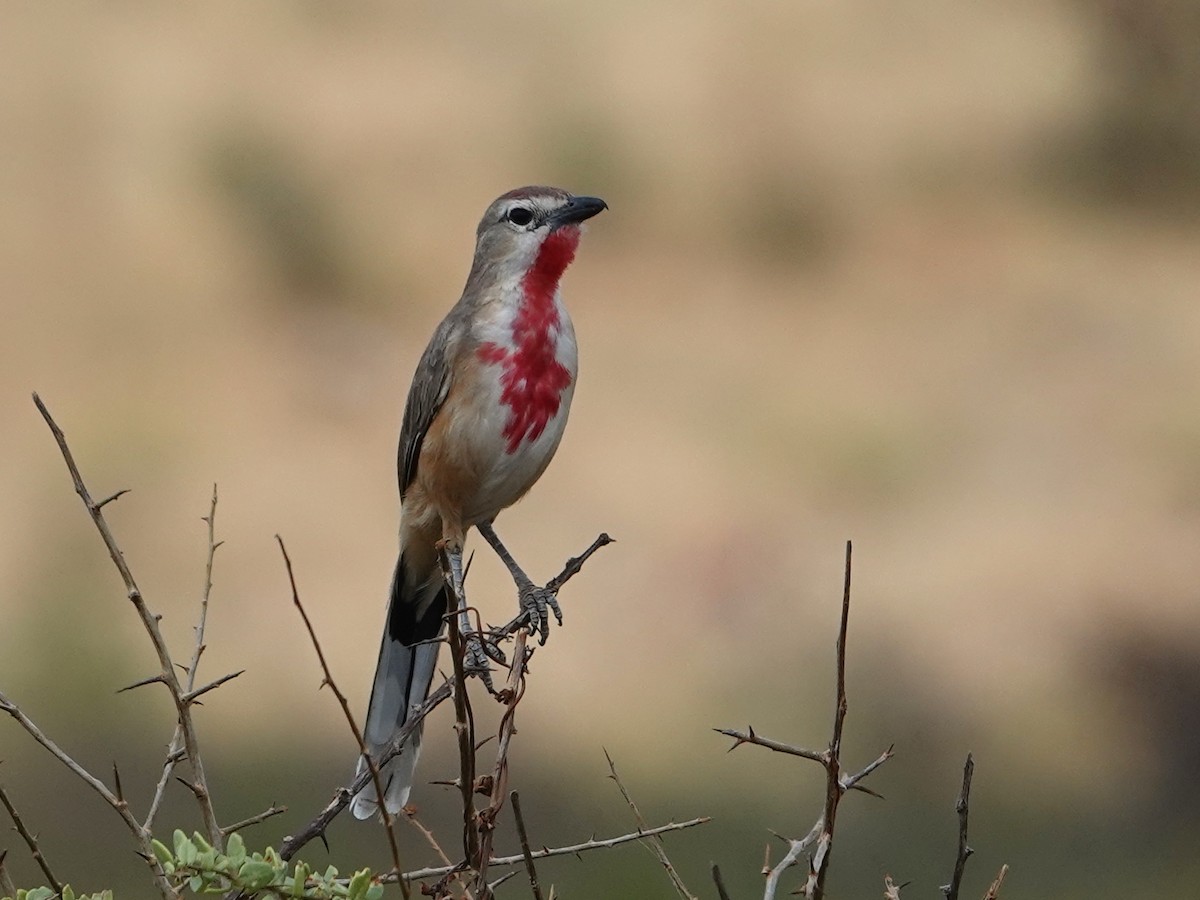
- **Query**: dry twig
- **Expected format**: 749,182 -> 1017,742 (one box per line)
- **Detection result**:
276,536 -> 408,898
473,629 -> 530,895
510,791 -> 543,900
278,680 -> 453,861
711,863 -> 732,900
0,782 -> 63,896
941,754 -> 974,900
383,817 -> 711,885
719,541 -> 892,900
605,749 -> 697,900
220,804 -> 288,836
146,485 -> 223,832
0,849 -> 18,899
982,864 -> 1008,900
442,557 -> 483,876
32,393 -> 222,850
0,688 -> 179,898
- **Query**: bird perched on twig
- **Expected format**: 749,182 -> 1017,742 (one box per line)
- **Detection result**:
351,186 -> 607,819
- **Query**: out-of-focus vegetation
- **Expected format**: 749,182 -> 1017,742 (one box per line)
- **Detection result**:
3,2 -> 1200,897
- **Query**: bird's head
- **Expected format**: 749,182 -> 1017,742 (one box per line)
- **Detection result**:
470,186 -> 607,288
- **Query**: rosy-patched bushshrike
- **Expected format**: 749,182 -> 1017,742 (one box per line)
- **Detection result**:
352,186 -> 607,819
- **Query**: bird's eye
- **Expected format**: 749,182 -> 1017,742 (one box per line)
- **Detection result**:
506,207 -> 535,227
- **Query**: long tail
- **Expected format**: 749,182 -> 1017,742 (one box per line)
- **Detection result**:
351,551 -> 447,820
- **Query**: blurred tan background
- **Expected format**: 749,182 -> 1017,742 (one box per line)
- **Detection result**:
3,2 -> 1200,897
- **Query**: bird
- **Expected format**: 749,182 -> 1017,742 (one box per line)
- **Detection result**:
351,186 -> 607,819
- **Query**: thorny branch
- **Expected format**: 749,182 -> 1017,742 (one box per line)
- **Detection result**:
442,557 -> 483,876
0,687 -> 178,899
472,628 -> 530,895
278,681 -> 453,861
719,541 -> 894,900
32,393 -> 223,851
942,754 -> 974,900
509,791 -> 542,900
982,864 -> 1008,900
277,536 -> 409,897
0,782 -> 63,896
146,485 -> 223,833
381,818 -> 711,886
0,851 -> 16,899
280,531 -> 614,866
605,749 -> 697,900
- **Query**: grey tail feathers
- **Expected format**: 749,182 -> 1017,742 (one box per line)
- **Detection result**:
351,551 -> 447,820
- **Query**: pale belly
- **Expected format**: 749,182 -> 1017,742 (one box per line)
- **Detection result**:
412,333 -> 578,532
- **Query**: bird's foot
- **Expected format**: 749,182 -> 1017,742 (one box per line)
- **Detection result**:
462,630 -> 498,693
518,581 -> 562,645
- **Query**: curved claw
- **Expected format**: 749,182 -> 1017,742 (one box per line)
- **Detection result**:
463,634 -> 496,693
519,584 -> 562,645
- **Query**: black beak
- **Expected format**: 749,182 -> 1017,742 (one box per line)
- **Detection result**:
549,195 -> 608,228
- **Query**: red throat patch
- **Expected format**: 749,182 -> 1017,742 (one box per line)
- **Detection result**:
477,226 -> 579,453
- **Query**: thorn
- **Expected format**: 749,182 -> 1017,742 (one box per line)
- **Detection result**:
116,674 -> 165,694
113,760 -> 125,804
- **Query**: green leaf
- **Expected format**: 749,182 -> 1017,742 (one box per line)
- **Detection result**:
364,883 -> 384,900
173,828 -> 199,866
291,861 -> 309,897
62,888 -> 76,900
226,831 -> 246,865
192,832 -> 213,854
237,859 -> 278,891
189,874 -> 204,893
151,837 -> 175,866
347,870 -> 370,900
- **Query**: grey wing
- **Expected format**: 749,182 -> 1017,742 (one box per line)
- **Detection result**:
398,315 -> 458,494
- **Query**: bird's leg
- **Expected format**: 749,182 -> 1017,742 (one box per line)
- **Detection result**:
441,538 -> 497,691
476,520 -> 562,645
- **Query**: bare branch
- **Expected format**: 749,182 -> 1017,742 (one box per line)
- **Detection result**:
0,849 -> 17,899
982,864 -> 1008,900
605,749 -> 697,900
387,817 -> 711,885
883,875 -> 903,899
403,808 -> 475,900
0,781 -> 64,895
711,863 -> 733,900
714,727 -> 825,764
510,791 -> 543,900
545,533 -> 614,592
474,628 -> 530,893
33,394 -> 222,849
95,488 -> 130,509
763,820 -> 822,900
221,804 -> 288,836
0,689 -> 179,899
841,744 -> 895,794
442,552 -> 482,873
800,539 -> 854,900
179,669 -> 245,704
146,484 -> 222,833
278,679 -> 452,861
941,754 -> 975,900
277,536 -> 407,896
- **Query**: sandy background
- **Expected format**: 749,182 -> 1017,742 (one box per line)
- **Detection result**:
2,3 -> 1200,897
